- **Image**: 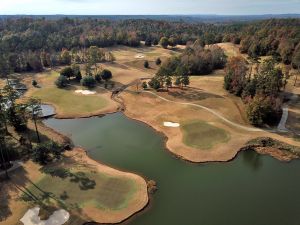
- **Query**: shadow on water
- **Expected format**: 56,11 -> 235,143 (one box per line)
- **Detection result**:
242,150 -> 263,171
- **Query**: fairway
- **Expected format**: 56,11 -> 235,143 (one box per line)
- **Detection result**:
28,168 -> 136,211
181,120 -> 230,149
32,87 -> 109,117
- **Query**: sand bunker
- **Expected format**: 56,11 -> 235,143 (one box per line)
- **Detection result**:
75,90 -> 96,95
164,122 -> 180,127
135,54 -> 145,59
20,207 -> 69,225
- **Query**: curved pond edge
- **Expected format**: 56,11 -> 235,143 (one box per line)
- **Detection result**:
43,101 -> 300,163
40,106 -> 151,224
67,148 -> 149,224
41,104 -> 299,224
40,100 -> 119,119
38,122 -> 151,224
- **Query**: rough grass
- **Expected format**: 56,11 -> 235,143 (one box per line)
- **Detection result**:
181,120 -> 230,149
216,43 -> 243,58
32,87 -> 108,116
124,60 -> 158,72
26,169 -> 136,211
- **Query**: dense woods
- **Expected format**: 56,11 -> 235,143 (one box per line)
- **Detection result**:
0,18 -> 299,77
239,19 -> 300,64
147,42 -> 226,90
224,57 -> 285,126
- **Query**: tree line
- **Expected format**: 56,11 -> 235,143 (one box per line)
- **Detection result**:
54,46 -> 114,89
224,56 -> 288,126
0,17 -> 299,76
0,85 -> 63,179
147,41 -> 227,90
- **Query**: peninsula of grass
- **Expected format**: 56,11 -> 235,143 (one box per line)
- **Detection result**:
3,147 -> 148,225
25,167 -> 136,211
32,87 -> 108,117
181,120 -> 230,150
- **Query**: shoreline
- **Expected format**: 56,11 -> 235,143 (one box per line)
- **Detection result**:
39,100 -> 119,120
66,148 -> 149,224
3,92 -> 297,225
43,101 -> 300,164
29,91 -> 299,224
39,117 -> 151,224
123,111 -> 300,163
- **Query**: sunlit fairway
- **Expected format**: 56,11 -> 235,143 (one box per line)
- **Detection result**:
32,87 -> 108,117
26,168 -> 136,211
181,120 -> 230,149
107,45 -> 180,62
216,42 -> 245,58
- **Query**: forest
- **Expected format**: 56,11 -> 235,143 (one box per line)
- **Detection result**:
0,17 -> 299,76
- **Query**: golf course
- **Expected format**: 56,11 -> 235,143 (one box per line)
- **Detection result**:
1,15 -> 300,225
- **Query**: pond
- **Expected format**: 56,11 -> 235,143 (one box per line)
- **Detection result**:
41,104 -> 56,117
44,112 -> 300,225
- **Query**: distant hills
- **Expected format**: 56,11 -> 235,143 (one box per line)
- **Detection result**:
1,14 -> 300,23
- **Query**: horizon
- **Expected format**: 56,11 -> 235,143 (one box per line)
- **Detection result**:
1,0 -> 300,15
1,13 -> 300,16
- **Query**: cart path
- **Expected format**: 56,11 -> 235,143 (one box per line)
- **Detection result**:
142,90 -> 263,132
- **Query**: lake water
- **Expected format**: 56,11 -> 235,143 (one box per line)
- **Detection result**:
44,112 -> 300,225
41,104 -> 56,117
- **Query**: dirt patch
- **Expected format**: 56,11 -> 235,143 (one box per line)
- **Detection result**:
243,137 -> 300,162
134,54 -> 145,59
254,147 -> 299,162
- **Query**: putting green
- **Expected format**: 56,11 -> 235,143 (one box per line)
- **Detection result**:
27,169 -> 136,211
32,87 -> 108,116
181,120 -> 230,149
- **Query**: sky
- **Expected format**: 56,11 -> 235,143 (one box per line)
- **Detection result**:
0,0 -> 300,15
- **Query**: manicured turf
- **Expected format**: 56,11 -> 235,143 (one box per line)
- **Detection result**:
28,169 -> 136,210
181,120 -> 230,149
32,87 -> 108,116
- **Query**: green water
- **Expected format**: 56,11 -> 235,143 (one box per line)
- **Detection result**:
44,112 -> 300,225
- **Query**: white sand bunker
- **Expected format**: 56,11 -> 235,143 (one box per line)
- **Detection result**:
135,54 -> 145,59
75,90 -> 96,95
164,122 -> 180,127
20,207 -> 70,225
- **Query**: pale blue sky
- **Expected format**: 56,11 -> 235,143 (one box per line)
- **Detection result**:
0,0 -> 300,15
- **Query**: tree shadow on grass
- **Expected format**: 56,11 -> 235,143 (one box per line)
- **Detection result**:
0,180 -> 13,222
20,127 -> 53,144
20,175 -> 83,211
0,166 -> 29,222
69,172 -> 96,190
167,88 -> 224,101
0,161 -> 92,224
40,167 -> 96,191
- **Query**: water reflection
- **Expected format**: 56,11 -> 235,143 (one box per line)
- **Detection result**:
242,149 -> 263,171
